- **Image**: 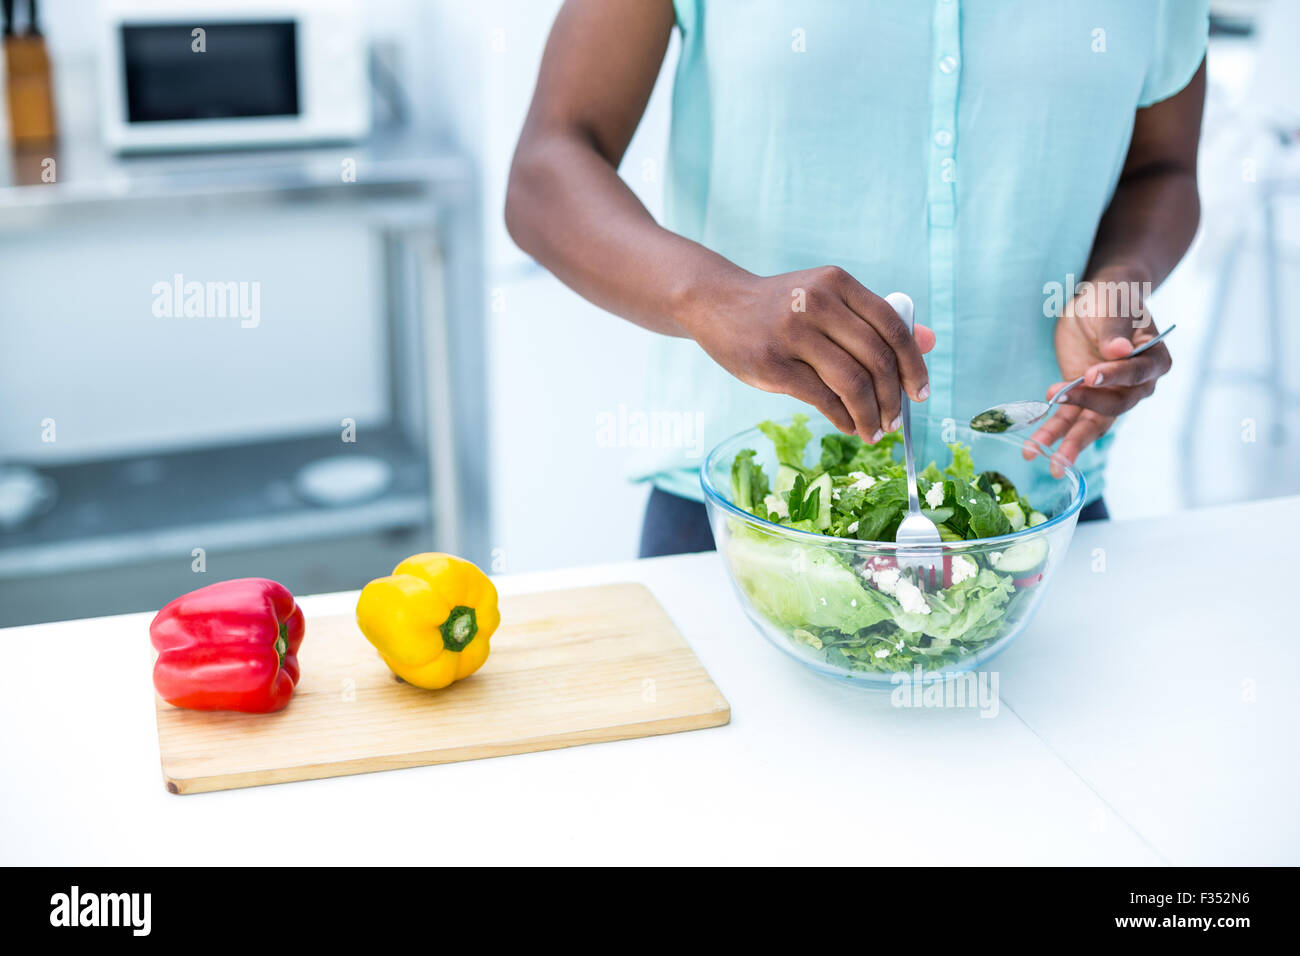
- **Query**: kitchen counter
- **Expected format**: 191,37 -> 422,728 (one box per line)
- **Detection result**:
1,496 -> 1294,866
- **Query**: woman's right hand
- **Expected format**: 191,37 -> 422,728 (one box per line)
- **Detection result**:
506,4 -> 934,430
681,266 -> 936,443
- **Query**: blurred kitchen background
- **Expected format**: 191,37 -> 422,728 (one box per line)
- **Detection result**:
1,0 -> 1297,626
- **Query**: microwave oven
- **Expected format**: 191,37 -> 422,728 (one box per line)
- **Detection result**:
98,0 -> 370,153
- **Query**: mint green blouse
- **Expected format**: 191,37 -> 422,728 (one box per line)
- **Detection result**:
631,0 -> 1208,506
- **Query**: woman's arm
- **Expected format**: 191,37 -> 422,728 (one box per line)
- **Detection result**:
505,0 -> 934,444
1032,61 -> 1206,470
505,0 -> 707,337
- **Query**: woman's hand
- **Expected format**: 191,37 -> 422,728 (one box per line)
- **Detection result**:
681,266 -> 935,443
1027,272 -> 1172,476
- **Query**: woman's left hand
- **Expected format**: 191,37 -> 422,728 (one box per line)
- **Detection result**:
1026,273 -> 1173,477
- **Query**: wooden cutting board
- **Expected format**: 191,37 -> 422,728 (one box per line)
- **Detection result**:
154,582 -> 730,794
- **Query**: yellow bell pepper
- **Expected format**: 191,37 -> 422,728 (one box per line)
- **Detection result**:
356,552 -> 500,689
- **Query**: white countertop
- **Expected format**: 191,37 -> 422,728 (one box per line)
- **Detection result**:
1,496 -> 1295,866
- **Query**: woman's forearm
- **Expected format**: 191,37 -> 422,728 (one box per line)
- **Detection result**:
503,0 -> 747,340
505,129 -> 749,339
1086,166 -> 1200,289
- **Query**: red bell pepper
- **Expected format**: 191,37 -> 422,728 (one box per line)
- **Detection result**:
150,578 -> 305,713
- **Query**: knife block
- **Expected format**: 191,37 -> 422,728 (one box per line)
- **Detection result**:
5,33 -> 58,144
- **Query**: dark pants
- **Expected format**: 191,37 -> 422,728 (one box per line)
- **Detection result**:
638,487 -> 1110,559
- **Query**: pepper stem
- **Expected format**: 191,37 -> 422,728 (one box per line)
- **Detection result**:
441,606 -> 478,652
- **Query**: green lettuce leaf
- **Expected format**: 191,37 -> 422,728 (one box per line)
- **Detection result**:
887,567 -> 1016,642
944,442 -> 976,482
818,432 -> 860,472
951,482 -> 1013,538
920,461 -> 945,484
724,529 -> 894,632
853,476 -> 909,541
757,415 -> 814,469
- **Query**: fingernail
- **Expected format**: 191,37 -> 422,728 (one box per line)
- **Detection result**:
887,417 -> 902,432
871,429 -> 884,443
916,385 -> 930,401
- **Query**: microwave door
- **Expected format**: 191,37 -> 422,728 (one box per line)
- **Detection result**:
122,21 -> 300,124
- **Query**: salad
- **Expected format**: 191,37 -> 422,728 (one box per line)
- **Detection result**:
722,415 -> 1054,675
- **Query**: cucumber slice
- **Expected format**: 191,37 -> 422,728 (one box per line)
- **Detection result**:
990,538 -> 1049,576
999,501 -> 1026,532
774,465 -> 800,495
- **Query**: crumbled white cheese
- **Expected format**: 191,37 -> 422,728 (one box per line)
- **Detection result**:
872,566 -> 901,596
924,483 -> 945,509
848,471 -> 876,492
764,495 -> 789,519
950,554 -> 978,585
895,577 -> 931,615
874,648 -> 891,659
847,520 -> 859,534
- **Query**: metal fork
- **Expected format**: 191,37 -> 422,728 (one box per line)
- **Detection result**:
886,292 -> 943,588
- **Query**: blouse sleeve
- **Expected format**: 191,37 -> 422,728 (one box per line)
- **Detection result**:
1138,0 -> 1209,108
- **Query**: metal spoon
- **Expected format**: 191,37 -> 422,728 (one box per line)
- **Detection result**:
969,325 -> 1177,434
886,292 -> 943,587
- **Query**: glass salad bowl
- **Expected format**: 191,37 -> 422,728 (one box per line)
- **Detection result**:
701,415 -> 1085,688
